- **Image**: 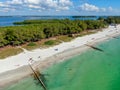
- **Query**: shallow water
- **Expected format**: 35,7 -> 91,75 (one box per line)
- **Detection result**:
3,36 -> 120,90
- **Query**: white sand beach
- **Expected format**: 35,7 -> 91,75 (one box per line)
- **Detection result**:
0,25 -> 120,87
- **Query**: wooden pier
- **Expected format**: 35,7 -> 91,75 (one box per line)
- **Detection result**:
106,35 -> 119,39
85,44 -> 104,52
29,64 -> 47,90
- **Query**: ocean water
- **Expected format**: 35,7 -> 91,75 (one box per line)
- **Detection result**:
0,16 -> 98,26
3,36 -> 120,90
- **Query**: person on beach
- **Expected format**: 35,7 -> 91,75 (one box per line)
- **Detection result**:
29,58 -> 34,63
54,48 -> 58,51
92,38 -> 95,40
38,56 -> 41,58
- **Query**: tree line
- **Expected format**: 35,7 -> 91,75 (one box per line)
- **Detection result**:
98,16 -> 120,24
0,16 -> 120,47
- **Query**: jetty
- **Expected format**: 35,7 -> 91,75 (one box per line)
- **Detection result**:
106,35 -> 119,39
29,64 -> 47,90
85,44 -> 104,52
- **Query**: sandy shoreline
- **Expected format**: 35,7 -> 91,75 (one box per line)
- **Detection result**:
0,25 -> 120,88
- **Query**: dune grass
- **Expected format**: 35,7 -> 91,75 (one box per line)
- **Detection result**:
0,47 -> 23,59
57,35 -> 74,42
22,39 -> 60,50
22,35 -> 73,51
22,42 -> 40,51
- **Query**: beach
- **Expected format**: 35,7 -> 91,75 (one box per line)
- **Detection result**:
0,25 -> 120,88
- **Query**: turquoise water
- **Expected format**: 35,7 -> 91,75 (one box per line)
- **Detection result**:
3,37 -> 120,90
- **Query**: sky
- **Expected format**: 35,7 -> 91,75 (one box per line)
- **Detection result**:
0,0 -> 120,16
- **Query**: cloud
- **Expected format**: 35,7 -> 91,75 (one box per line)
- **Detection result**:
79,3 -> 100,12
28,4 -> 41,9
0,2 -> 4,7
59,0 -> 72,6
0,2 -> 9,7
101,8 -> 106,12
108,6 -> 113,11
24,0 -> 41,4
0,0 -> 118,15
6,0 -> 23,5
0,7 -> 16,12
0,0 -> 73,13
78,3 -> 117,13
25,0 -> 72,11
0,1 -> 18,12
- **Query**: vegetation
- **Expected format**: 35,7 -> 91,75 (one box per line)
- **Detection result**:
57,35 -> 73,42
0,16 -> 120,48
98,16 -> 120,24
0,47 -> 23,59
0,16 -> 120,58
27,42 -> 37,46
22,35 -> 73,50
44,40 -> 59,46
22,43 -> 40,51
72,16 -> 97,18
0,19 -> 107,48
